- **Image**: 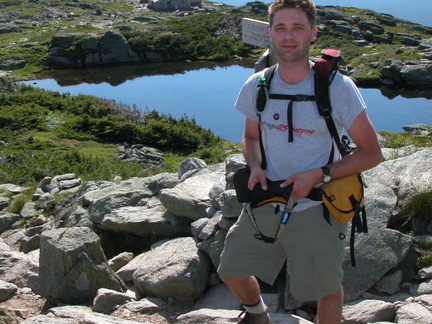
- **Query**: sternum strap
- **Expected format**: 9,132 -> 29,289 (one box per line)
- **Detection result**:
269,94 -> 315,143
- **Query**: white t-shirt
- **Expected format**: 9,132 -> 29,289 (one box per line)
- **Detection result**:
235,64 -> 366,211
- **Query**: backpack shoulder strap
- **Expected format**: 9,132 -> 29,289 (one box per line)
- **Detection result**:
264,64 -> 277,89
314,72 -> 347,158
255,64 -> 277,114
254,65 -> 276,170
313,49 -> 348,157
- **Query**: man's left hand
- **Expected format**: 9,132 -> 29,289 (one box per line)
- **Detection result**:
280,169 -> 322,201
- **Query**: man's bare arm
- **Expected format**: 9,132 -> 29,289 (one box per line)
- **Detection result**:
242,117 -> 268,191
282,111 -> 382,200
326,111 -> 382,179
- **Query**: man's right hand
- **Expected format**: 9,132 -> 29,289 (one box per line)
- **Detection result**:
248,167 -> 268,191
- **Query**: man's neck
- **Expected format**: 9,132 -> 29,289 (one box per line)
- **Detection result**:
277,59 -> 311,85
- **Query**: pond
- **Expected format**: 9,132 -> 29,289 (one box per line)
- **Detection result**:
22,61 -> 432,143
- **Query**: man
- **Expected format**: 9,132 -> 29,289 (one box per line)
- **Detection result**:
217,0 -> 382,323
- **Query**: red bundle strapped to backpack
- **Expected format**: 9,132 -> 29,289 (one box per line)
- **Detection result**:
314,49 -> 347,77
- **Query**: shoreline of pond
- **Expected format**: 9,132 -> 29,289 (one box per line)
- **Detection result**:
25,60 -> 432,100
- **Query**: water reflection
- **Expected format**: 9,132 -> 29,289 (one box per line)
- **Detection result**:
34,60 -> 431,100
376,86 -> 432,100
34,60 -> 256,87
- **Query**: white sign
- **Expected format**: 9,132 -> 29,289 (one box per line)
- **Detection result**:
242,18 -> 270,48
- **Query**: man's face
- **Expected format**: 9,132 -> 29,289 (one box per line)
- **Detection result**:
269,8 -> 318,64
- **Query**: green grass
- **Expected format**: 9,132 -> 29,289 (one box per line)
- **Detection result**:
0,78 -> 236,187
414,241 -> 432,269
0,133 -> 236,186
417,254 -> 432,269
402,192 -> 432,222
0,134 -> 154,185
5,184 -> 36,214
378,131 -> 432,148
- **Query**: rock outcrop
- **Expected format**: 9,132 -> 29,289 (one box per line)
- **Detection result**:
1,126 -> 432,322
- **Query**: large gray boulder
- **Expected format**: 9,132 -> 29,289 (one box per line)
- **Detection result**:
0,212 -> 21,234
381,148 -> 432,201
358,20 -> 385,35
54,173 -> 178,227
0,251 -> 39,291
178,157 -> 208,179
85,174 -> 177,224
400,63 -> 432,86
49,31 -> 140,67
342,299 -> 396,323
381,60 -> 432,87
175,308 -> 314,324
116,252 -> 148,283
0,59 -> 26,70
159,173 -> 223,220
39,227 -> 126,304
21,305 -> 150,324
343,229 -> 412,301
133,237 -> 211,301
99,31 -> 140,64
99,203 -> 192,239
362,164 -> 398,230
51,33 -> 85,48
395,301 -> 432,323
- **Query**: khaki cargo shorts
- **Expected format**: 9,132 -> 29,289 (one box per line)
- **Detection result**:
217,204 -> 348,301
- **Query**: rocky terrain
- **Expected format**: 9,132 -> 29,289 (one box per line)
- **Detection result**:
1,1 -> 432,323
1,124 -> 432,323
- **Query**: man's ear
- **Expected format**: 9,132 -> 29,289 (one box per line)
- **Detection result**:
311,26 -> 318,42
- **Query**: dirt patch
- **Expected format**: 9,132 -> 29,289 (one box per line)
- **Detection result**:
0,288 -> 47,323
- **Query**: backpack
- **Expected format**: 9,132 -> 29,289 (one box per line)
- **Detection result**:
254,49 -> 367,266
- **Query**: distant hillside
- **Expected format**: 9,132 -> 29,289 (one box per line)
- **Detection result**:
0,1 -> 431,87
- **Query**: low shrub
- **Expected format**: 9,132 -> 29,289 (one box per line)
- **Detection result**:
0,79 -> 225,186
402,192 -> 432,222
379,131 -> 432,148
0,103 -> 49,133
